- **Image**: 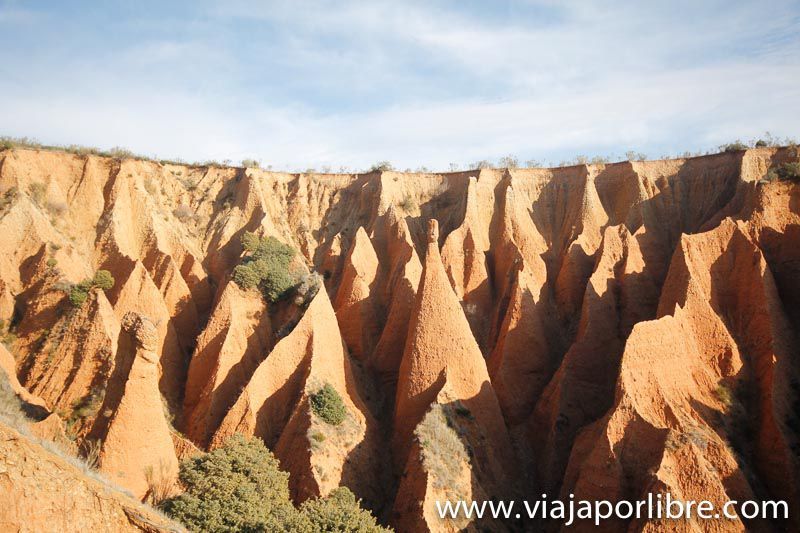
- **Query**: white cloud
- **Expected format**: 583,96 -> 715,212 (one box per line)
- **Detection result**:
0,1 -> 798,170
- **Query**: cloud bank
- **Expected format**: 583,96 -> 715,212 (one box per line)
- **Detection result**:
1,0 -> 798,170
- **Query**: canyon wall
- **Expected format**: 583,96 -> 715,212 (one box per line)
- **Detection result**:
0,146 -> 798,531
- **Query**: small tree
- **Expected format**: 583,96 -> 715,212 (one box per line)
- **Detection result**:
310,384 -> 346,426
369,161 -> 393,172
232,233 -> 298,303
721,141 -> 748,153
498,155 -> 519,168
92,270 -> 115,290
69,280 -> 93,307
69,271 -> 115,307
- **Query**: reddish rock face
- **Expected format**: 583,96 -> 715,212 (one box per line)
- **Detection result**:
0,422 -> 182,532
91,312 -> 179,500
0,146 -> 799,531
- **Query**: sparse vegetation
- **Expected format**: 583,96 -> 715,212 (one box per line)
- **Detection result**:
721,141 -> 749,153
0,321 -> 17,350
416,403 -> 469,494
29,182 -> 46,205
498,155 -> 519,168
45,200 -> 67,216
241,158 -> 260,169
776,162 -> 800,182
0,370 -> 28,430
369,161 -> 394,172
310,383 -> 347,426
233,233 -> 296,302
714,383 -> 734,410
81,438 -> 102,469
143,178 -> 157,195
398,193 -> 418,213
454,403 -> 473,420
0,136 -> 151,161
172,205 -> 193,222
293,271 -> 322,308
0,186 -> 18,212
145,459 -> 177,506
761,162 -> 800,184
65,386 -> 105,436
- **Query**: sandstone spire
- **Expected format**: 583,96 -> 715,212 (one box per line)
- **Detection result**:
93,312 -> 179,500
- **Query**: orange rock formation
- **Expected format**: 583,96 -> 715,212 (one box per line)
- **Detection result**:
0,145 -> 798,531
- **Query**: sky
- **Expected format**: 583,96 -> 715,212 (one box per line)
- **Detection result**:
1,0 -> 799,171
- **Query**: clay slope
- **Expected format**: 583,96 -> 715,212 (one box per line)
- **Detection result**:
0,422 -> 182,532
0,145 -> 798,531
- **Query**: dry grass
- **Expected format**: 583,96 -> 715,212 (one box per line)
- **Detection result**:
398,193 -> 418,214
0,371 -> 29,430
145,459 -> 176,506
415,403 -> 469,492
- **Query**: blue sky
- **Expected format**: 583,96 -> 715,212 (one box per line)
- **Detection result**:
1,0 -> 799,170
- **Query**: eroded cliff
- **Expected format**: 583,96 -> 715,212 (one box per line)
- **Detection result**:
0,146 -> 798,531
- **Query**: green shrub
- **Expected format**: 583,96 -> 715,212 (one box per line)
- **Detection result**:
232,234 -> 298,303
310,384 -> 346,426
300,487 -> 390,532
68,280 -> 92,307
232,263 -> 261,290
241,159 -> 260,169
46,258 -> 57,269
69,271 -> 115,307
240,231 -> 260,253
161,435 -> 302,532
762,162 -> 800,185
369,161 -> 393,172
776,162 -> 800,182
92,270 -> 115,290
721,141 -> 748,153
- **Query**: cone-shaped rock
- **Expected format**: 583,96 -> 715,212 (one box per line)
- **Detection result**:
92,312 -> 178,500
